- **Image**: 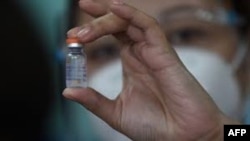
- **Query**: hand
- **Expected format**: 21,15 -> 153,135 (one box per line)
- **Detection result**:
63,0 -> 238,140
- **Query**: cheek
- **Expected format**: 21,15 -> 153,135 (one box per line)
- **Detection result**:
213,44 -> 237,63
208,29 -> 238,63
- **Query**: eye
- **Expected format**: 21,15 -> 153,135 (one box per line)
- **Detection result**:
167,28 -> 207,45
87,44 -> 119,64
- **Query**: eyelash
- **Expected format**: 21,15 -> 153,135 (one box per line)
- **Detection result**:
167,28 -> 208,45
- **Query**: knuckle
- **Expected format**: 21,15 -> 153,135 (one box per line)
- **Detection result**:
148,17 -> 159,27
78,0 -> 85,8
95,19 -> 106,32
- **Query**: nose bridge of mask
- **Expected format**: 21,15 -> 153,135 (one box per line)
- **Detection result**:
175,43 -> 248,72
174,46 -> 234,73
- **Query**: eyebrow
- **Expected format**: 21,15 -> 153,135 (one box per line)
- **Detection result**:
157,5 -> 229,26
157,5 -> 209,22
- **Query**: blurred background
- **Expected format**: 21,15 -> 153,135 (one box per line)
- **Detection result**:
1,0 -> 101,140
0,0 -> 249,141
0,0 -> 75,141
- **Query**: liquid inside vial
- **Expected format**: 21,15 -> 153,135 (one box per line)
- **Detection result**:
66,47 -> 87,88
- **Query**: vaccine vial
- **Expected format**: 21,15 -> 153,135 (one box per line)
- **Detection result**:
65,38 -> 87,88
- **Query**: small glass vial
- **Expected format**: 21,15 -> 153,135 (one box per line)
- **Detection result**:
65,38 -> 87,88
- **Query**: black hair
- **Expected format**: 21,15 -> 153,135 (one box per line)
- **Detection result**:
232,0 -> 250,35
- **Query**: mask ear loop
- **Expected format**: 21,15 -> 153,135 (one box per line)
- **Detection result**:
232,40 -> 250,113
231,41 -> 248,71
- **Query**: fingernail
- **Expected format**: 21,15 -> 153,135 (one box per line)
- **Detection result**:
77,26 -> 91,38
62,88 -> 76,100
63,88 -> 72,95
67,27 -> 80,37
112,0 -> 123,5
67,29 -> 74,35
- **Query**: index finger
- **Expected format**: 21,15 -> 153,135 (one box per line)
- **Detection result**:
73,1 -> 168,48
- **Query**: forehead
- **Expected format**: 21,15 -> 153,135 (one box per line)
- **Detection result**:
126,0 -> 218,17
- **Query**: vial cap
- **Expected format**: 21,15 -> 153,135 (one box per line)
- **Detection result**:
66,37 -> 80,44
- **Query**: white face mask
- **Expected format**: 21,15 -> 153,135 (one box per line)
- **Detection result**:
88,47 -> 245,120
175,47 -> 243,120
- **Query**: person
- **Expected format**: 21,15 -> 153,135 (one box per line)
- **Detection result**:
63,0 -> 250,140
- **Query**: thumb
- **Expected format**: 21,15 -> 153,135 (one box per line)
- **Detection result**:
63,88 -> 117,126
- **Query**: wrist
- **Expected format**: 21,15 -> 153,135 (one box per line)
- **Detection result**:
201,114 -> 241,141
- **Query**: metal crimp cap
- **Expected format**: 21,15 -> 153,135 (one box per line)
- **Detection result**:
66,37 -> 83,48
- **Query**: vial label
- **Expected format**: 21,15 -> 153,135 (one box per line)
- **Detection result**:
66,58 -> 87,88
